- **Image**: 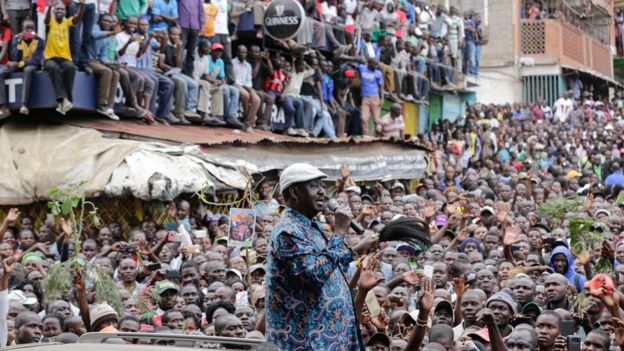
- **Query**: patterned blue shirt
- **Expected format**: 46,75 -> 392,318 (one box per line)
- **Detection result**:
266,208 -> 363,351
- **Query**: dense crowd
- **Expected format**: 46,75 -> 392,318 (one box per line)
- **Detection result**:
0,0 -> 484,137
1,88 -> 624,350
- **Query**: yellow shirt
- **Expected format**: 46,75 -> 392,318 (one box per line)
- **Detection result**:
203,3 -> 217,37
44,17 -> 74,60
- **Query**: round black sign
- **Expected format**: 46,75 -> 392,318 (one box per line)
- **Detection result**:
264,0 -> 305,40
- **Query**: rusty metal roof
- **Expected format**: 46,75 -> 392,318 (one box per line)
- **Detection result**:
66,118 -> 429,149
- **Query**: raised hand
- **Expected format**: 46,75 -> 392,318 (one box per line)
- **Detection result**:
476,308 -> 496,326
353,230 -> 380,255
371,308 -> 389,332
417,276 -> 435,313
403,270 -> 422,285
453,275 -> 467,299
575,249 -> 592,266
72,266 -> 86,292
456,228 -> 468,242
135,238 -> 152,256
2,256 -> 16,274
358,253 -> 383,291
553,336 -> 567,351
5,208 -> 20,223
495,202 -> 511,223
423,202 -> 436,220
613,317 -> 624,346
503,224 -> 522,246
340,164 -> 350,179
60,218 -> 72,236
360,205 -> 377,217
334,209 -> 353,237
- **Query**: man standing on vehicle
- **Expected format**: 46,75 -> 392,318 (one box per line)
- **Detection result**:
265,163 -> 377,350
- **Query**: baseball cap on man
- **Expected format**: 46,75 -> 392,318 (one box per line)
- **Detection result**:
279,163 -> 327,193
345,186 -> 361,194
480,206 -> 495,215
211,43 -> 224,51
250,264 -> 266,274
391,182 -> 405,191
366,333 -> 390,348
8,290 -> 37,306
156,280 -> 179,295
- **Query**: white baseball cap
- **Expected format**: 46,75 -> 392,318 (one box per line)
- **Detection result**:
279,163 -> 327,192
8,290 -> 37,306
345,186 -> 362,194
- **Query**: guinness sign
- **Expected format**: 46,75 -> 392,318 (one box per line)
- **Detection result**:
264,0 -> 304,40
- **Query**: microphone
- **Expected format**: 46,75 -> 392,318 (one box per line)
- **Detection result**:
327,199 -> 365,235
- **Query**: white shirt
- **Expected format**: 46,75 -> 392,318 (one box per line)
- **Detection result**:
232,57 -> 252,88
554,97 -> 573,123
116,32 -> 140,67
418,8 -> 434,30
541,105 -> 553,119
213,0 -> 229,35
283,69 -> 314,97
0,290 -> 7,346
321,2 -> 337,23
193,52 -> 210,81
343,0 -> 357,25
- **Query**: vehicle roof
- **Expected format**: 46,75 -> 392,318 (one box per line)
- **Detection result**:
5,343 -> 246,351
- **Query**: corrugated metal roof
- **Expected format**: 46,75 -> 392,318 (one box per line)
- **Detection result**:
66,118 -> 429,149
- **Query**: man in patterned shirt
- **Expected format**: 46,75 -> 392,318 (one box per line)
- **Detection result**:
266,163 -> 377,351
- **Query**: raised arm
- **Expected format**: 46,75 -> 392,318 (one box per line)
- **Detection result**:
405,277 -> 434,351
72,0 -> 86,25
0,257 -> 16,347
354,253 -> 383,318
0,208 -> 19,243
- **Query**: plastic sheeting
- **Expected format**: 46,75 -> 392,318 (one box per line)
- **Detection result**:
191,142 -> 428,181
0,122 -> 247,204
105,145 -> 249,200
0,121 -> 141,204
0,121 -> 427,205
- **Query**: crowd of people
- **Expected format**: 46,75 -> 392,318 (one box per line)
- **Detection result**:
0,85 -> 624,350
0,0 -> 484,137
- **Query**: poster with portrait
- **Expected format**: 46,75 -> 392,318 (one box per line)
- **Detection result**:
227,208 -> 257,248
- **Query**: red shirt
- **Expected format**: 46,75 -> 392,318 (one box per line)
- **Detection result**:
264,69 -> 288,93
0,27 -> 11,64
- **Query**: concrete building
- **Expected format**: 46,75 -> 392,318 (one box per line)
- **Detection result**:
447,0 -> 616,104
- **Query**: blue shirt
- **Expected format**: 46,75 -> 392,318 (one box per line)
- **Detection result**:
464,19 -> 476,41
137,37 -> 158,69
606,170 -> 624,187
358,64 -> 382,97
266,208 -> 363,351
208,55 -> 225,79
89,27 -> 112,62
150,0 -> 178,31
322,74 -> 334,102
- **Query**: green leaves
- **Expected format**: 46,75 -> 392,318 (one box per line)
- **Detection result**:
44,183 -> 112,309
539,196 -> 583,219
91,265 -> 123,315
43,260 -> 73,302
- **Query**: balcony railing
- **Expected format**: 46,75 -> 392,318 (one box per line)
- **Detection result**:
520,19 -> 613,78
